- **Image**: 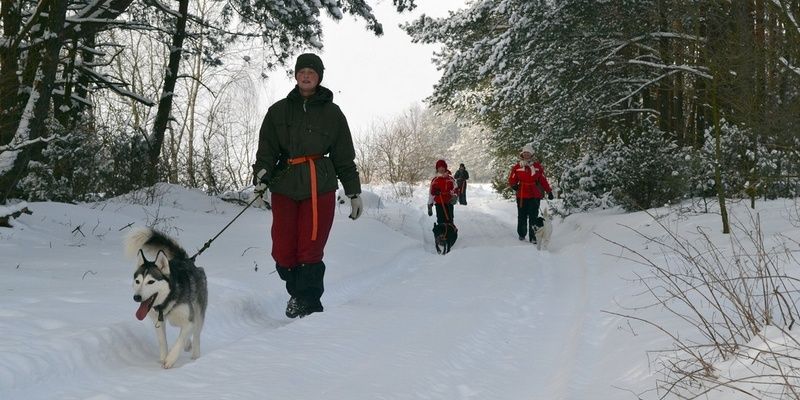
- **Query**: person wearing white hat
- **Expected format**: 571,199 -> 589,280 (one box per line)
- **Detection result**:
507,144 -> 554,243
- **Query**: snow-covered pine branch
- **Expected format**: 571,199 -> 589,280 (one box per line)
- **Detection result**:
78,67 -> 156,106
770,0 -> 800,35
0,134 -> 71,153
779,57 -> 800,77
587,32 -> 706,78
626,60 -> 713,80
599,108 -> 660,118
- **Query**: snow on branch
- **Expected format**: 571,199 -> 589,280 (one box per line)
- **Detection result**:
0,134 -> 71,153
77,66 -> 156,106
606,58 -> 712,111
647,32 -> 707,42
587,32 -> 705,78
779,57 -> 800,77
599,108 -> 660,118
626,60 -> 713,80
9,1 -> 49,50
65,17 -> 126,26
770,0 -> 800,35
609,69 -> 682,107
63,0 -> 136,38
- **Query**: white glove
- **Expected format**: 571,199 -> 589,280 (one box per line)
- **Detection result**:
251,192 -> 267,209
254,169 -> 268,193
349,195 -> 363,220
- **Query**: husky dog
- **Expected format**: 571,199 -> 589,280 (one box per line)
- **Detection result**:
433,222 -> 458,255
532,208 -> 553,251
125,228 -> 207,369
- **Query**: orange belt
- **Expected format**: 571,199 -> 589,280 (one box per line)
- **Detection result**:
287,154 -> 323,241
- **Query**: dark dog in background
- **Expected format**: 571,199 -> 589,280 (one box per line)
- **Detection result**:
432,222 -> 458,255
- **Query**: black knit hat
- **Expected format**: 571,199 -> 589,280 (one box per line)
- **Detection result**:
294,53 -> 324,83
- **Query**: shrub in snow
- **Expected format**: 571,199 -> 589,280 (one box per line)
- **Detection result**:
559,152 -> 615,211
696,121 -> 800,200
17,123 -> 150,202
605,131 -> 691,211
560,126 -> 690,212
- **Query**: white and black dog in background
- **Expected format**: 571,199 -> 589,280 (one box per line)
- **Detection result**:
532,208 -> 553,251
125,227 -> 207,369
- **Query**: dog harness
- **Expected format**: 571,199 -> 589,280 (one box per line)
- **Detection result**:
287,154 -> 324,241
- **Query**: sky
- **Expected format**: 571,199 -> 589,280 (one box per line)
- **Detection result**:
2,183 -> 799,399
263,0 -> 467,136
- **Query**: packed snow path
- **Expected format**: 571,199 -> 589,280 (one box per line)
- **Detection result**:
1,184 -> 670,399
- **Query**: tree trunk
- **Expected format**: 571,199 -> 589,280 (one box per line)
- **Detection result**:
656,0 -> 673,134
25,0 -> 68,144
0,0 -> 68,202
185,46 -> 205,188
0,0 -> 22,145
53,38 -> 78,127
710,78 -> 730,234
147,0 -> 189,185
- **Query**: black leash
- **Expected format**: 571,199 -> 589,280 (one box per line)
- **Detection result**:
189,190 -> 265,261
188,165 -> 291,261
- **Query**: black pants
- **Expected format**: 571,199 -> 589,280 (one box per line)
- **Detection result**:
435,203 -> 454,224
516,198 -> 541,239
457,182 -> 467,205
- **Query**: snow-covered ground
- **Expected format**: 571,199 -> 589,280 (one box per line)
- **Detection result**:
1,183 -> 798,399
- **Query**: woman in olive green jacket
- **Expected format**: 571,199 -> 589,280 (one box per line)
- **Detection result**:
252,53 -> 362,318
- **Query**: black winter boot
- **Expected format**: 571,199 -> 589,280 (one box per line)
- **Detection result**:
276,265 -> 302,318
289,262 -> 325,318
284,296 -> 302,319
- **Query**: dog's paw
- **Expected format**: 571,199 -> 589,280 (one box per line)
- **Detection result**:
162,350 -> 179,369
184,339 -> 192,352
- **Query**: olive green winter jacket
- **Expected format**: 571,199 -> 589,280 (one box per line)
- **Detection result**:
253,85 -> 361,201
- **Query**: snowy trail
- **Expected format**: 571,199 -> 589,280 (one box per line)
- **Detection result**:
3,211 -> 430,400
1,184 -> 666,399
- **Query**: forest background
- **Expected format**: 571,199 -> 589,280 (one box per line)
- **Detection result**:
1,0 -> 799,226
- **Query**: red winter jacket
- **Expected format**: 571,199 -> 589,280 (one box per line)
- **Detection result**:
429,172 -> 457,205
508,161 -> 552,200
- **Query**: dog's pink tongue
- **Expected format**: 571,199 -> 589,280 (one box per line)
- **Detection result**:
136,302 -> 150,320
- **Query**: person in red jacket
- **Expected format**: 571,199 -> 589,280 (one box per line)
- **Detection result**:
508,144 -> 554,243
427,159 -> 458,225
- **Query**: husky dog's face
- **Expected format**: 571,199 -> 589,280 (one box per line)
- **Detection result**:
133,250 -> 171,321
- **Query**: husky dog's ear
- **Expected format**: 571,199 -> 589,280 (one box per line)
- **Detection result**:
155,250 -> 170,275
137,249 -> 148,267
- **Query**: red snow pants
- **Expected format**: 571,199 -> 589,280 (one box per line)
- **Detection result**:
270,191 -> 336,268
